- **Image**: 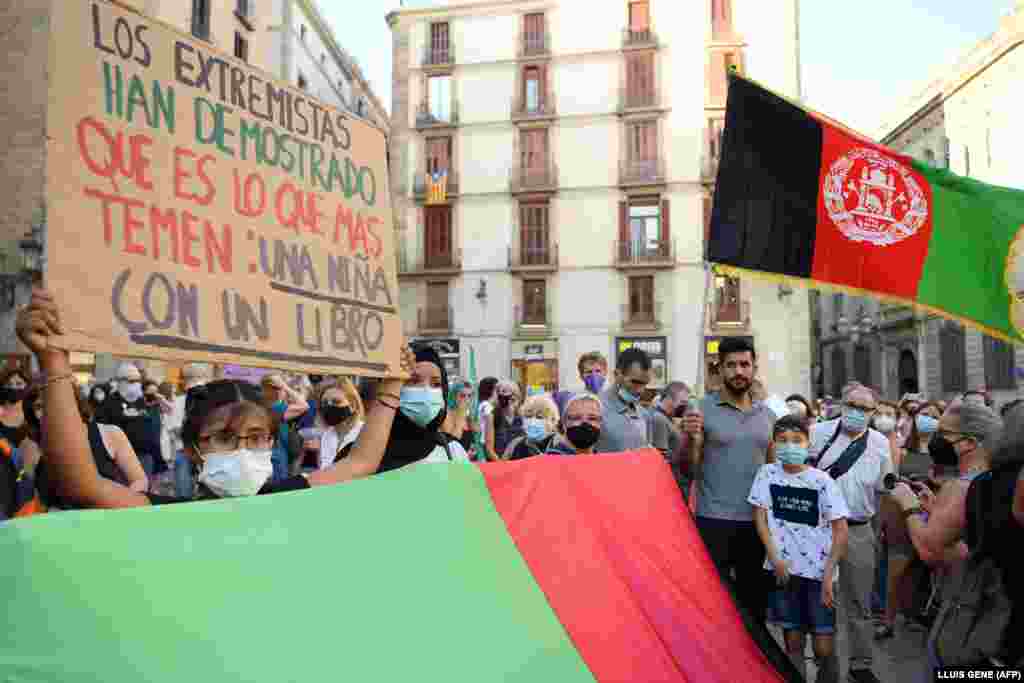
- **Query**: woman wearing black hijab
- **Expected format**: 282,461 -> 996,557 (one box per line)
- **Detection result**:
338,346 -> 470,472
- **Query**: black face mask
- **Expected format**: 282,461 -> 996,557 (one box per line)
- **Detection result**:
322,405 -> 354,427
928,431 -> 960,467
0,387 -> 22,405
566,423 -> 601,450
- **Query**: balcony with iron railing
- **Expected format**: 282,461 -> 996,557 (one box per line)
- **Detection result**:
417,306 -> 453,335
422,43 -> 455,68
614,239 -> 674,269
514,303 -> 552,338
413,170 -> 460,202
519,31 -> 551,58
398,247 -> 463,278
509,162 -> 559,194
621,301 -> 663,331
618,87 -> 661,114
709,299 -> 752,330
511,92 -> 557,122
622,27 -> 658,49
619,157 -> 666,187
508,235 -> 558,273
415,100 -> 460,129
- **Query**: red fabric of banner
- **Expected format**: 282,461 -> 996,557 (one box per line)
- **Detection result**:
481,451 -> 785,683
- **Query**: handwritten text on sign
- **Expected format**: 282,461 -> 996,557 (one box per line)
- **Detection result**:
45,1 -> 399,376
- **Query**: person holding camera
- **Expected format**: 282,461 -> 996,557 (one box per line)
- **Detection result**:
888,401 -> 1008,679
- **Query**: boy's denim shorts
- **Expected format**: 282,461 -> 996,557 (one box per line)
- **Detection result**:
768,575 -> 836,635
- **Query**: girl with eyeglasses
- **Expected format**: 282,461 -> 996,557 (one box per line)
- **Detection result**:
15,289 -> 415,508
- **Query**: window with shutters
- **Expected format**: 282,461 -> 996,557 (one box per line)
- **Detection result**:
629,276 -> 655,321
523,13 -> 547,55
523,280 -> 547,325
628,202 -> 661,254
191,0 -> 211,40
424,207 -> 453,268
425,137 -> 452,175
831,346 -> 847,397
714,275 -> 741,323
427,75 -> 452,122
984,335 -> 1016,390
520,128 -> 549,174
234,33 -> 249,63
625,52 -> 655,108
854,345 -> 871,384
703,194 -> 713,245
711,0 -> 733,39
629,1 -> 650,31
524,66 -> 542,112
627,122 -> 657,162
940,322 -> 967,393
519,203 -> 551,265
428,22 -> 451,65
426,282 -> 450,329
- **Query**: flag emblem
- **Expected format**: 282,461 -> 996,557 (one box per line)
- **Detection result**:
822,147 -> 929,247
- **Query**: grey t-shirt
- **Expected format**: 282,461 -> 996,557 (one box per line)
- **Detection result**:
695,393 -> 776,522
595,387 -> 651,453
650,408 -> 681,460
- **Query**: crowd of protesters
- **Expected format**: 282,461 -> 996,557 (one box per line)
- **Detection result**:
1,289 -> 1021,681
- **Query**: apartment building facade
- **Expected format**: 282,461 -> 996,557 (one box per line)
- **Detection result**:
817,3 -> 1024,404
0,0 -> 386,383
388,0 -> 811,396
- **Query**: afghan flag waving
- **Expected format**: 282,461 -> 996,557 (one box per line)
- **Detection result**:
0,453 -> 792,682
709,73 -> 1024,343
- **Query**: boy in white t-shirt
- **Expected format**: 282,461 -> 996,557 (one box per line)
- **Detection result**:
748,415 -> 849,683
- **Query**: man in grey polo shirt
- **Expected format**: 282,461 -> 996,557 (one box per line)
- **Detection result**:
595,347 -> 652,453
684,337 -> 776,619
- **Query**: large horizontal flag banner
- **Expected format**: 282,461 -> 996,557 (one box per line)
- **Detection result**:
0,453 -> 788,682
709,73 -> 1024,344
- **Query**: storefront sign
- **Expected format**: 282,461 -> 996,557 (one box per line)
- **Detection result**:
616,336 -> 668,386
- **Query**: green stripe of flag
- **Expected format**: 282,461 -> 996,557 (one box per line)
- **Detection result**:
914,162 -> 1024,341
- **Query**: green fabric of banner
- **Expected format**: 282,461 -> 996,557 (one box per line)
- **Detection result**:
0,465 -> 594,682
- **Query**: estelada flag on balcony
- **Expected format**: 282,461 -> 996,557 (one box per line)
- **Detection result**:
426,169 -> 448,204
708,73 -> 1024,344
0,453 -> 793,683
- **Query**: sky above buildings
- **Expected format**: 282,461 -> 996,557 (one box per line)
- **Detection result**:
329,1 -> 1014,138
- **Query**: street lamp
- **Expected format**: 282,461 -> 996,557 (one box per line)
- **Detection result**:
836,306 -> 876,343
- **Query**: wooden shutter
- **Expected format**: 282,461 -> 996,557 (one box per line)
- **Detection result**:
660,198 -> 670,245
703,194 -> 712,245
431,23 -> 449,52
619,201 -> 628,243
524,13 -> 544,45
984,335 -> 1016,390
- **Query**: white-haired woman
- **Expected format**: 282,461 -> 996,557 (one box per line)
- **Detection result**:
484,380 -> 524,461
504,394 -> 559,459
546,393 -> 604,456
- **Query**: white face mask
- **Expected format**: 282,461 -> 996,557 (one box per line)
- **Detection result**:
874,415 -> 897,434
198,449 -> 273,497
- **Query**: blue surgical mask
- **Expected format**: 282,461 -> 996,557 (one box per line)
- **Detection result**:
776,443 -> 809,466
524,417 -> 549,442
915,414 -> 939,435
619,387 -> 640,405
584,374 -> 605,394
399,386 -> 445,428
841,408 -> 868,433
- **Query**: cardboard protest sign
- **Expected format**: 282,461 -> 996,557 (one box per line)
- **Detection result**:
44,0 -> 400,377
